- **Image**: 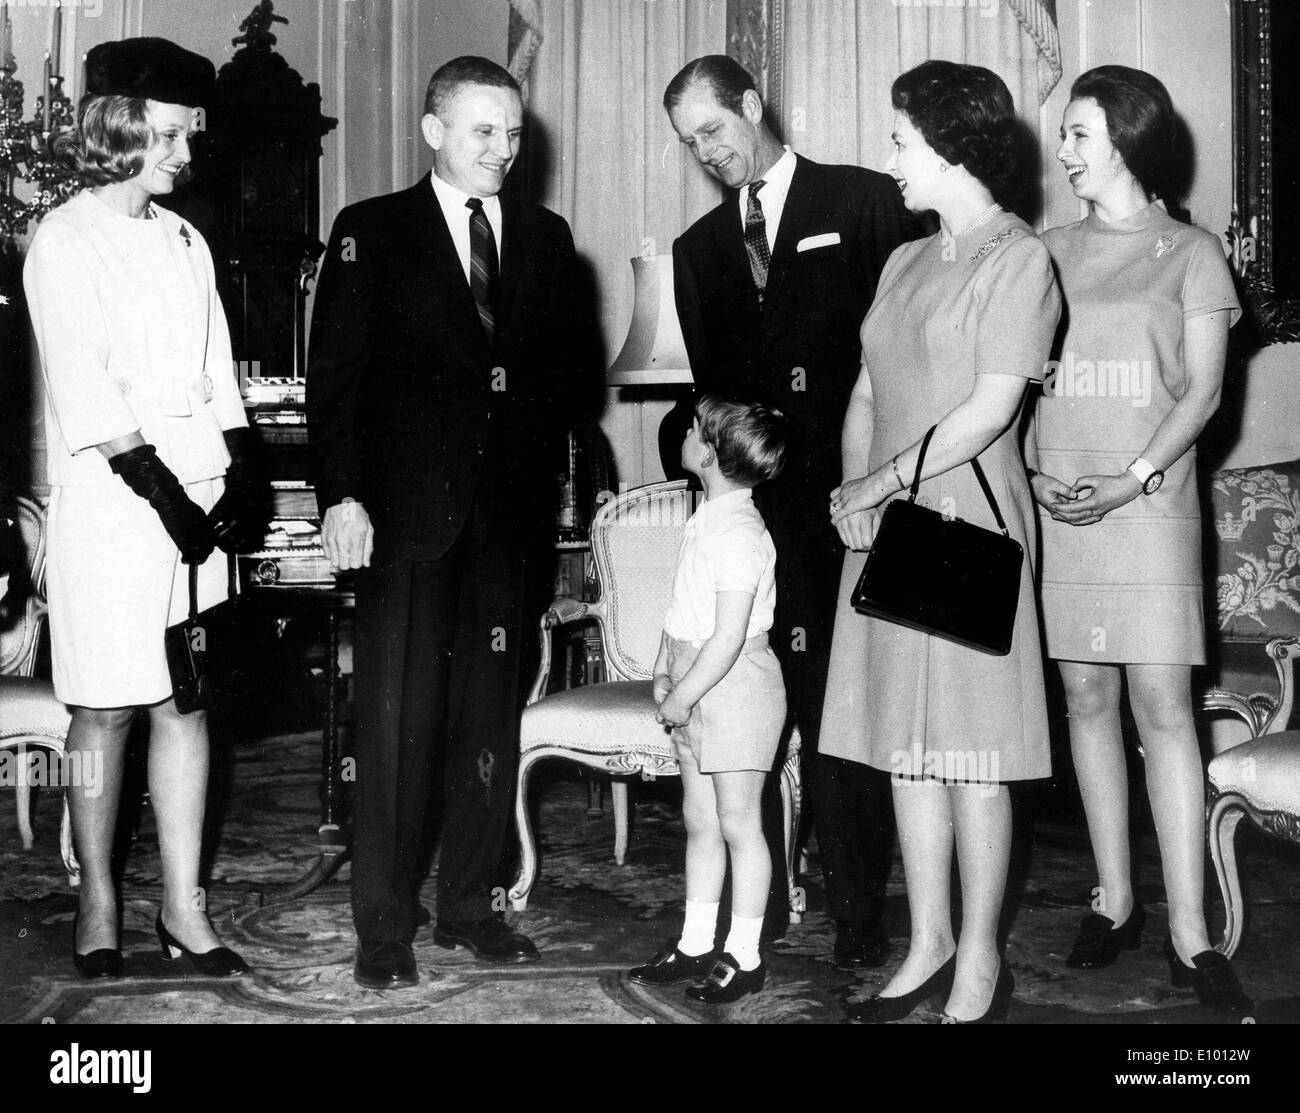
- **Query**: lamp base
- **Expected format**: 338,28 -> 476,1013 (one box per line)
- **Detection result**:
658,393 -> 696,483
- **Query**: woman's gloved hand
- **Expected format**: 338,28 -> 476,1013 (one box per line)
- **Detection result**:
207,427 -> 269,554
108,443 -> 215,565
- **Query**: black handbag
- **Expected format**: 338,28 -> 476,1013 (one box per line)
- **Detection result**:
164,563 -> 213,713
851,424 -> 1023,656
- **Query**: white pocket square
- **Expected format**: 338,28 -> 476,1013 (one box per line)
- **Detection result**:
797,232 -> 841,252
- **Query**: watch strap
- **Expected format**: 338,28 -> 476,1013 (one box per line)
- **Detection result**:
1127,457 -> 1157,485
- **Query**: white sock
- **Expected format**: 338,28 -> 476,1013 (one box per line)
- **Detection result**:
677,900 -> 719,957
724,914 -> 764,971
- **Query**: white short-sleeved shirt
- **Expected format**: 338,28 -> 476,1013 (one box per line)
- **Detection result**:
663,487 -> 777,642
24,190 -> 246,488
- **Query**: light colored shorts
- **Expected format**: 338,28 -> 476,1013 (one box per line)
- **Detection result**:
666,634 -> 786,773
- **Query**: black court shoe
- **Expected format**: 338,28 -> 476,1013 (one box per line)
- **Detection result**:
73,946 -> 123,979
1066,904 -> 1145,969
1163,936 -> 1253,1014
156,914 -> 250,978
627,940 -> 717,986
938,965 -> 1015,1025
847,954 -> 956,1023
72,913 -> 123,979
685,953 -> 765,1004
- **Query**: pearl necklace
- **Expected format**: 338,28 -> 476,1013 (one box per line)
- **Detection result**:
949,202 -> 1004,238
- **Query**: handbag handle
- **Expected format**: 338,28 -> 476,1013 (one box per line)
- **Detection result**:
188,563 -> 200,623
908,424 -> 1011,539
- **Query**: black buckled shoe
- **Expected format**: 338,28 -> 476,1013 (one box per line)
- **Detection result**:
354,940 -> 420,990
627,940 -> 717,986
1163,937 -> 1253,1014
1066,904 -> 1145,969
834,919 -> 890,971
684,953 -> 765,1004
434,916 -> 540,964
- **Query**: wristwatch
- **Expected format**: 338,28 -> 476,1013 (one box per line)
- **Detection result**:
1127,457 -> 1164,496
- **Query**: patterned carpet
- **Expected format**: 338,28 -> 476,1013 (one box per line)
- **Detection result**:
2,730 -> 1299,1025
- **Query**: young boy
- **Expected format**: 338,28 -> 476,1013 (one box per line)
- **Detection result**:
627,394 -> 789,1004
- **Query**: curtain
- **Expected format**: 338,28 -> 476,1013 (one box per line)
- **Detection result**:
782,0 -> 1058,173
524,0 -> 729,486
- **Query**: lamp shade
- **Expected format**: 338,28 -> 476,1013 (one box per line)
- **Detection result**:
607,254 -> 694,386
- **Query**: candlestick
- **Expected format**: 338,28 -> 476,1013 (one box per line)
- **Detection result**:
50,2 -> 61,77
2,3 -> 11,70
42,52 -> 50,133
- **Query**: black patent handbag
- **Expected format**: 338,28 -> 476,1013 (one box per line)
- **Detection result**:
851,424 -> 1023,656
164,563 -> 213,713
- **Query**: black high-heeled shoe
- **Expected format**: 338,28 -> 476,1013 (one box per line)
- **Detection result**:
1066,903 -> 1145,969
1163,936 -> 1252,1014
72,912 -> 123,979
847,954 -> 956,1023
156,914 -> 250,978
939,964 -> 1014,1024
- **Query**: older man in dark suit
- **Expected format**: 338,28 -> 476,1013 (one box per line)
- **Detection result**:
665,55 -> 922,966
308,56 -> 584,989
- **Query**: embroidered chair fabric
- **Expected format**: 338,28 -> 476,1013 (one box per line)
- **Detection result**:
1201,458 -> 1300,956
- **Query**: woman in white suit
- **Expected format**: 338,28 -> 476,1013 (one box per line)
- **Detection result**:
25,38 -> 264,979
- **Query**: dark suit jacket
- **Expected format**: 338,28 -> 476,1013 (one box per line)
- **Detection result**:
307,178 -> 581,561
673,155 -> 921,521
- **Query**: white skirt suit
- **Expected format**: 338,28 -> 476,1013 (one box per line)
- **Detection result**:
23,190 -> 248,708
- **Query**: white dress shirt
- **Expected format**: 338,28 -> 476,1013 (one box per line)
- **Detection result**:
735,145 -> 797,254
430,169 -> 503,285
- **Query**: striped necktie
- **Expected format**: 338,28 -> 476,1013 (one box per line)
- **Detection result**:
743,180 -> 770,302
466,197 -> 499,342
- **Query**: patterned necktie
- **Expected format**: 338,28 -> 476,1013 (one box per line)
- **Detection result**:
466,197 -> 499,342
743,180 -> 770,302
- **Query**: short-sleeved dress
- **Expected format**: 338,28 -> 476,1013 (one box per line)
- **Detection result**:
1035,202 -> 1241,664
24,190 -> 245,708
820,212 -> 1061,782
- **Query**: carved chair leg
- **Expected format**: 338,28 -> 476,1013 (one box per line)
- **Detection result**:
612,779 -> 629,865
781,750 -> 804,922
16,767 -> 34,850
1208,795 -> 1247,959
508,750 -> 544,912
60,794 -> 79,887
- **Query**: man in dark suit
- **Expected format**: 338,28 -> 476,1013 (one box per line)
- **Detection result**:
665,56 -> 922,967
307,56 -> 583,989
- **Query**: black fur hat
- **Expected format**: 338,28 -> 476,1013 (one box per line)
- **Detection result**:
85,37 -> 215,107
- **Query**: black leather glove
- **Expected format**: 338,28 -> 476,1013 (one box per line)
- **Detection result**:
207,427 -> 269,554
108,444 -> 215,565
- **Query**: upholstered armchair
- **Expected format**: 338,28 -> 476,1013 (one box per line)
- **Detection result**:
0,496 -> 77,878
1201,457 -> 1300,956
509,480 -> 803,918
